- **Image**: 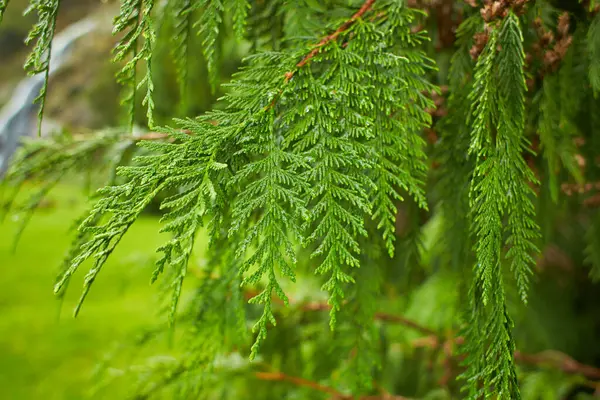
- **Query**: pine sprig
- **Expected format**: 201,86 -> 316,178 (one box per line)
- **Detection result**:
23,0 -> 61,137
113,0 -> 156,129
217,51 -> 306,358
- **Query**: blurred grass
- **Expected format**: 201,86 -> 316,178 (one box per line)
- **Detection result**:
0,184 -> 175,399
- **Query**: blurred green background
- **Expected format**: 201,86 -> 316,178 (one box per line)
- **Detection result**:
0,185 -> 188,399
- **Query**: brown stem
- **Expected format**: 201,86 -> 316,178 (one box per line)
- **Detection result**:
291,0 -> 376,73
413,335 -> 600,384
255,371 -> 346,398
255,371 -> 411,400
243,289 -> 437,336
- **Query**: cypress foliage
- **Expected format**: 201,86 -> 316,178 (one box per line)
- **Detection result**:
2,0 -> 600,398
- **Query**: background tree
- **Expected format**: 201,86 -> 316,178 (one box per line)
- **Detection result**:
1,0 -> 600,398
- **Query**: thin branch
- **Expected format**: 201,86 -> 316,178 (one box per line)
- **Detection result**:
255,371 -> 346,398
255,371 -> 411,400
514,350 -> 600,381
412,334 -> 600,383
264,0 -> 377,110
243,289 -> 437,336
289,0 -> 376,75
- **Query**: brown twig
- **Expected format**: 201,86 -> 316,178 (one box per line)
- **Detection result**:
255,371 -> 411,400
285,0 -> 377,82
243,289 -> 437,336
413,334 -> 600,383
263,0 -> 377,111
514,350 -> 600,381
255,371 -> 346,397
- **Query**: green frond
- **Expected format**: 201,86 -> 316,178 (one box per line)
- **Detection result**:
363,8 -> 434,257
229,109 -> 307,358
113,0 -> 156,129
23,0 -> 60,136
496,14 -> 540,303
463,12 -> 540,398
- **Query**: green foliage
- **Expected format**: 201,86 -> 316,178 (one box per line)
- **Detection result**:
3,1 -> 600,399
460,13 -> 540,398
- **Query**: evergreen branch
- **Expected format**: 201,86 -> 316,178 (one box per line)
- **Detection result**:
51,122 -> 227,317
496,13 -> 540,303
462,11 -> 539,399
23,0 -> 61,137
